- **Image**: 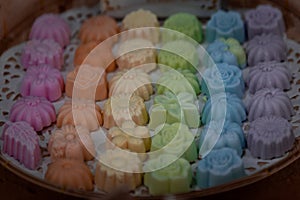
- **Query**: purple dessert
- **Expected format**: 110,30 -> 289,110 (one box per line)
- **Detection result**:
247,88 -> 294,121
247,116 -> 294,159
245,5 -> 285,40
21,39 -> 63,70
245,34 -> 287,66
247,61 -> 291,94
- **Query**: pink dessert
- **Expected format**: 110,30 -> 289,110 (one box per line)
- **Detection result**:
2,121 -> 41,170
29,14 -> 71,47
21,65 -> 64,102
9,96 -> 56,131
21,39 -> 63,70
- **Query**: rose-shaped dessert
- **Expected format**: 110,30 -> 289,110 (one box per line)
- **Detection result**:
9,96 -> 56,131
157,69 -> 200,99
103,95 -> 148,129
21,65 -> 64,102
201,93 -> 246,125
144,154 -> 192,195
246,88 -> 294,121
151,123 -> 197,162
48,125 -> 95,161
206,10 -> 245,43
106,121 -> 151,153
247,61 -> 291,94
158,40 -> 199,73
2,121 -> 41,170
247,116 -> 295,159
245,34 -> 287,66
206,38 -> 246,68
245,5 -> 285,39
201,63 -> 244,98
199,121 -> 245,156
149,92 -> 200,130
109,69 -> 153,101
95,149 -> 142,192
196,147 -> 245,188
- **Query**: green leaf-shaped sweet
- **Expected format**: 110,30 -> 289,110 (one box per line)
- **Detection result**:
220,37 -> 246,68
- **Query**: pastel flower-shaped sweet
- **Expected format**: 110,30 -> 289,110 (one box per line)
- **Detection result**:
196,147 -> 245,188
247,61 -> 291,94
201,63 -> 244,98
21,39 -> 63,70
151,123 -> 197,162
157,69 -> 200,99
247,116 -> 295,159
245,34 -> 287,66
201,93 -> 246,125
30,14 -> 71,47
199,121 -> 245,156
144,154 -> 192,195
21,65 -> 64,102
48,125 -> 95,162
149,92 -> 200,130
158,40 -> 199,73
95,149 -> 142,192
206,38 -> 246,68
245,5 -> 285,39
206,10 -> 245,43
107,121 -> 151,153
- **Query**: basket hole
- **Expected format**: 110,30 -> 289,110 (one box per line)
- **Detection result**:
3,72 -> 10,76
288,58 -> 294,63
8,57 -> 17,63
245,167 -> 256,172
4,79 -> 9,84
257,161 -> 269,167
6,91 -> 15,99
68,16 -> 75,21
11,75 -> 20,79
294,106 -> 299,111
0,121 -> 5,127
1,87 -> 9,93
296,53 -> 300,58
13,93 -> 21,101
288,48 -> 294,55
15,64 -> 21,69
4,65 -> 10,69
2,111 -> 8,116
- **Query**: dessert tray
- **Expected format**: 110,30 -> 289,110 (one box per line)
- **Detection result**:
1,4 -> 300,199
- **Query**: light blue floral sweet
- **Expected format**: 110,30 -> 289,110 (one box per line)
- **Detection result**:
199,121 -> 245,156
201,63 -> 245,98
206,10 -> 245,43
201,93 -> 246,125
196,147 -> 246,188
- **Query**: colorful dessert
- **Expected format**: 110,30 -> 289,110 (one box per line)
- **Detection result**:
121,9 -> 160,44
2,121 -> 41,170
116,38 -> 157,73
65,64 -> 107,101
247,88 -> 294,121
45,159 -> 94,191
158,40 -> 199,73
20,65 -> 64,102
103,95 -> 148,129
79,15 -> 119,44
201,93 -> 246,125
206,38 -> 246,68
162,12 -> 203,43
196,148 -> 245,188
157,69 -> 200,98
21,39 -> 63,70
245,33 -> 287,66
9,96 -> 56,131
48,125 -> 95,161
74,41 -> 116,72
247,116 -> 295,159
149,92 -> 200,130
199,121 -> 245,156
95,149 -> 142,192
106,121 -> 151,153
109,69 -> 153,101
144,154 -> 192,195
206,10 -> 245,43
245,5 -> 285,40
57,99 -> 103,131
151,123 -> 197,162
247,61 -> 291,94
201,63 -> 244,98
29,13 -> 71,47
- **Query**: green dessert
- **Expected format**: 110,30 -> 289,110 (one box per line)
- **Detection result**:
149,92 -> 200,129
162,12 -> 203,43
144,154 -> 192,195
158,40 -> 199,73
